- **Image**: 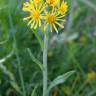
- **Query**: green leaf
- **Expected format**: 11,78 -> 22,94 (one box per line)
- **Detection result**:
27,48 -> 43,70
6,88 -> 14,96
0,63 -> 15,81
47,70 -> 75,94
0,49 -> 13,64
0,63 -> 21,94
31,85 -> 38,96
10,81 -> 22,94
0,79 -> 2,85
0,39 -> 8,45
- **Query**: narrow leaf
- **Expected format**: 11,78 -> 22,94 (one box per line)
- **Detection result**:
0,39 -> 8,45
0,63 -> 14,81
31,85 -> 38,96
27,48 -> 43,70
47,70 -> 75,94
0,64 -> 21,94
10,81 -> 22,94
0,49 -> 14,63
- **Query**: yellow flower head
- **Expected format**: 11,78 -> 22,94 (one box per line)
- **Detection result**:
46,0 -> 59,7
34,0 -> 40,4
22,0 -> 45,29
87,71 -> 96,82
58,1 -> 68,15
22,0 -> 68,32
33,0 -> 43,5
44,10 -> 65,33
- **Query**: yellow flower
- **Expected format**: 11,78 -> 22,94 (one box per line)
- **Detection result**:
22,0 -> 45,29
22,0 -> 68,32
22,2 -> 33,12
44,10 -> 65,33
46,0 -> 59,7
87,71 -> 96,82
33,0 -> 43,5
58,0 -> 68,15
33,0 -> 41,4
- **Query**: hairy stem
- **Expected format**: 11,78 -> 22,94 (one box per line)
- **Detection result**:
43,33 -> 48,96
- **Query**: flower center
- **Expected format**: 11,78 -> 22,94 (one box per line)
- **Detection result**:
32,10 -> 40,20
34,0 -> 40,4
46,14 -> 56,24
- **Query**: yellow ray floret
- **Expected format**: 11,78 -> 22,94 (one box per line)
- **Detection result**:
29,0 -> 43,4
58,0 -> 68,15
46,0 -> 59,7
22,0 -> 45,29
44,11 -> 65,33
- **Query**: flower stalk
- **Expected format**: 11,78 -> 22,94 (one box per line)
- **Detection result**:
43,32 -> 48,96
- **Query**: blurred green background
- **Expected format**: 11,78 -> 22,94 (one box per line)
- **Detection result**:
0,0 -> 96,96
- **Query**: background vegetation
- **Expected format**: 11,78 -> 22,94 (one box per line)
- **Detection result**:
0,0 -> 96,96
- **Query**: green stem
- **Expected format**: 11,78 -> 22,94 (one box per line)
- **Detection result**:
13,36 -> 26,96
43,33 -> 48,96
